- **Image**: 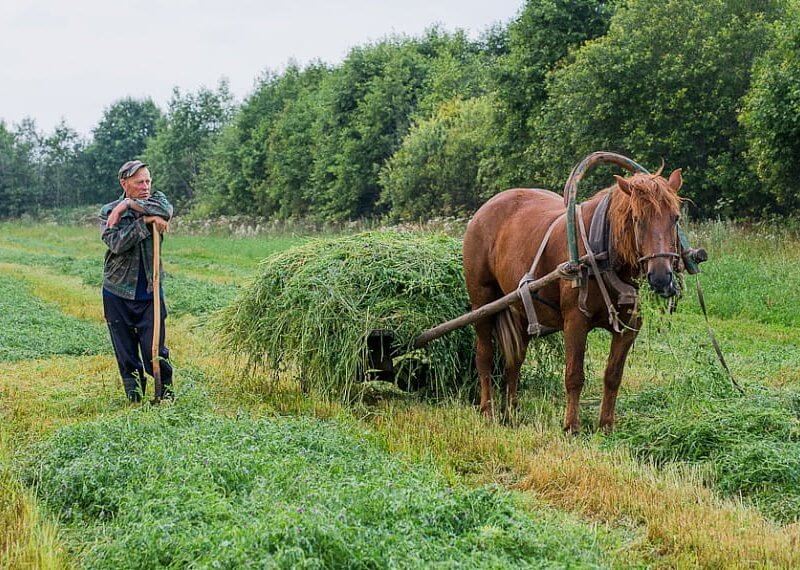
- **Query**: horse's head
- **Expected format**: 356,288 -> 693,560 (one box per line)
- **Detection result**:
610,168 -> 683,298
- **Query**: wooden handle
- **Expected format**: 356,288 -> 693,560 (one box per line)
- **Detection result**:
151,224 -> 162,401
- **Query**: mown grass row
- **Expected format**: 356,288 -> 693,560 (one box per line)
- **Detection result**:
18,383 -> 634,569
0,271 -> 108,362
0,248 -> 238,318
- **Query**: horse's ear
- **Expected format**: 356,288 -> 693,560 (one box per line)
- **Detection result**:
613,175 -> 632,195
667,169 -> 683,193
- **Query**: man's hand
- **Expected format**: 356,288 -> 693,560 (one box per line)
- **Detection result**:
106,199 -> 130,228
144,215 -> 170,234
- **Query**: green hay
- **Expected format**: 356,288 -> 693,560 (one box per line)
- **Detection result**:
0,274 -> 108,362
216,230 -> 477,401
18,385 -> 626,568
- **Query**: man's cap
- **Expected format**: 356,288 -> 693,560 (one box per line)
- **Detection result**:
118,160 -> 148,180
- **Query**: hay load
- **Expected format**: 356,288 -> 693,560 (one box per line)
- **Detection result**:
217,230 -> 476,400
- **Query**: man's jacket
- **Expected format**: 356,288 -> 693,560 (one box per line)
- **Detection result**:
100,192 -> 173,299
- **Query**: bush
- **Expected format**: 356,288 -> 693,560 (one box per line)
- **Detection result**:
379,96 -> 498,220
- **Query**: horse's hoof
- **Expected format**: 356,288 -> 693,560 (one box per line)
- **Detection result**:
599,422 -> 615,434
563,424 -> 581,436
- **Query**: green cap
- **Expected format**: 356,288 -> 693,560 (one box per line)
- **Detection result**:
118,160 -> 147,180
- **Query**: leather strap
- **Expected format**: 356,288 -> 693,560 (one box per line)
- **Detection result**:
577,203 -> 623,333
588,193 -> 611,273
517,212 -> 566,335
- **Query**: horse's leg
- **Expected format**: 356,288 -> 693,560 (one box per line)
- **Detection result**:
599,324 -> 640,432
563,314 -> 589,434
475,318 -> 495,420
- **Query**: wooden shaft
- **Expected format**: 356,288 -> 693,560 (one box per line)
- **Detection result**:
411,254 -> 602,350
151,225 -> 162,401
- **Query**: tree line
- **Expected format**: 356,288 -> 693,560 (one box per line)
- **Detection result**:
2,0 -> 798,221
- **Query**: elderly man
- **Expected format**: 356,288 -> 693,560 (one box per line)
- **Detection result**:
100,160 -> 174,402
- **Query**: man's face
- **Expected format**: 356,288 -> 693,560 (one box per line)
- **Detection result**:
121,168 -> 152,200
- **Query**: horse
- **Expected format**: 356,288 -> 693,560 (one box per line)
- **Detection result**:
462,168 -> 683,433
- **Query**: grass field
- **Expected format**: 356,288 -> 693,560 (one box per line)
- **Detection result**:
1,219 -> 800,568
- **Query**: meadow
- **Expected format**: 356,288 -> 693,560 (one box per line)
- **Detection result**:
1,219 -> 800,568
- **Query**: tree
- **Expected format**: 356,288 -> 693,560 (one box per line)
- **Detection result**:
84,98 -> 161,202
310,30 -> 494,221
0,121 -> 40,217
740,2 -> 800,213
194,63 -> 328,216
529,0 -> 786,217
309,38 -> 430,220
261,73 -> 326,219
194,30 -> 497,221
144,81 -> 235,209
379,96 -> 498,220
40,120 -> 88,207
491,0 -> 615,188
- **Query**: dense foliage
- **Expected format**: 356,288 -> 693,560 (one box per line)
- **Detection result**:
379,96 -> 498,219
529,0 -> 786,216
83,98 -> 162,202
143,81 -> 235,209
740,2 -> 800,212
0,122 -> 41,217
491,0 -> 616,189
2,0 -> 798,220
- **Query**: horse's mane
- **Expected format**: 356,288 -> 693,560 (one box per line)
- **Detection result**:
607,170 -> 682,267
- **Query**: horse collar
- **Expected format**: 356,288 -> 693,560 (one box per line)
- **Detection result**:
588,193 -> 612,273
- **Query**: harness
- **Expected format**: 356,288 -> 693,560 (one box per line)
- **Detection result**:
517,193 -> 667,336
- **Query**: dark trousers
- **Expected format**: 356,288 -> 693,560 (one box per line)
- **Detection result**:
103,294 -> 173,401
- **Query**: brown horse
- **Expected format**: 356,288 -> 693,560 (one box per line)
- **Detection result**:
462,169 -> 683,432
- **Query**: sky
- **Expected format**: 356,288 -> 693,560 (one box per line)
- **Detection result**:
0,0 -> 523,136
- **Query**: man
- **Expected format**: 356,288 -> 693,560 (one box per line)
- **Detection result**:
100,160 -> 174,402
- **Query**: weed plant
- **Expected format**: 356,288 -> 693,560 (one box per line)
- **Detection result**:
216,231 -> 479,401
0,275 -> 107,361
19,386 -> 624,569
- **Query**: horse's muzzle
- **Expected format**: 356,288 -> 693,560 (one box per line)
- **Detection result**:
647,270 -> 678,298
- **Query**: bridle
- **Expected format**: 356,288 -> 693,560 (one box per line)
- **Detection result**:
637,251 -> 680,264
633,216 -> 682,269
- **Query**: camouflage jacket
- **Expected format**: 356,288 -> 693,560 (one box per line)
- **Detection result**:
100,192 -> 173,299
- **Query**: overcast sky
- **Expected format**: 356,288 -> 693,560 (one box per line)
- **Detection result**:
1,0 -> 523,136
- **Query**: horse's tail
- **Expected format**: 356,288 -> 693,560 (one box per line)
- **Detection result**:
494,309 -> 525,367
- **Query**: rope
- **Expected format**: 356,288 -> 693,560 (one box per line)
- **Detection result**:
694,274 -> 744,394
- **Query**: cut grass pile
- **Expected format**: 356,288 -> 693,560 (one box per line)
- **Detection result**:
217,231 -> 478,400
0,274 -> 108,362
18,387 -> 627,569
610,358 -> 800,523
